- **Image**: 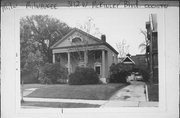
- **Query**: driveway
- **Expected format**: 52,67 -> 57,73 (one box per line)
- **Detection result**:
110,81 -> 146,101
100,81 -> 156,107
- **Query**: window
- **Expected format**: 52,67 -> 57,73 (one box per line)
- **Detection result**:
94,51 -> 101,61
72,37 -> 82,43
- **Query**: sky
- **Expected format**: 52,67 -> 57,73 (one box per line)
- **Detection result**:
50,8 -> 151,56
21,8 -> 153,56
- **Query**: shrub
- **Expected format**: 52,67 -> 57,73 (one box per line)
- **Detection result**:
39,63 -> 68,84
110,70 -> 130,83
21,70 -> 39,84
109,63 -> 131,83
68,67 -> 99,85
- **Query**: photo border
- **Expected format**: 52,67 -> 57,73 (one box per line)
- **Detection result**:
1,1 -> 179,118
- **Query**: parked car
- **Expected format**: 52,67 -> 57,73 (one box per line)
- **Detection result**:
134,72 -> 143,81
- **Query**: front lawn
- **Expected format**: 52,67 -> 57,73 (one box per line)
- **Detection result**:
24,83 -> 126,100
22,101 -> 100,108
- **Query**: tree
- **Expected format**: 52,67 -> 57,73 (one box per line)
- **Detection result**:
77,17 -> 102,38
20,15 -> 72,73
116,39 -> 129,58
139,29 -> 150,70
69,17 -> 102,67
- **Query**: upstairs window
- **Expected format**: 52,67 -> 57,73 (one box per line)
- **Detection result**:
72,37 -> 82,43
94,51 -> 102,61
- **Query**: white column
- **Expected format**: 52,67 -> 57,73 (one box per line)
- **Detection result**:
102,50 -> 105,79
84,50 -> 88,67
67,52 -> 71,74
53,53 -> 55,63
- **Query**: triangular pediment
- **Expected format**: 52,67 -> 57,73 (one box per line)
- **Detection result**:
122,56 -> 135,64
51,28 -> 102,49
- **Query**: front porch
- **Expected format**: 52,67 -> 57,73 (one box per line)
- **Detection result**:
52,49 -> 108,83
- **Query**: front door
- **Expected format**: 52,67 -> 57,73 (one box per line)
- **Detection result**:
95,65 -> 101,78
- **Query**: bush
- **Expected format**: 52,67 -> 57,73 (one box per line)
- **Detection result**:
110,70 -> 130,83
21,70 -> 39,84
109,63 -> 131,83
39,63 -> 68,84
68,67 -> 99,85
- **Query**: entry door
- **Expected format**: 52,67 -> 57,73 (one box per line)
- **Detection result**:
95,66 -> 101,76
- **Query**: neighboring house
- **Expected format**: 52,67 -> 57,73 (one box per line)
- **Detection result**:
50,28 -> 118,83
131,54 -> 147,70
120,56 -> 135,70
146,14 -> 158,83
121,56 -> 135,65
118,54 -> 147,71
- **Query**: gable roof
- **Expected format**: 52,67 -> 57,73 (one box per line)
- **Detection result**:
131,54 -> 147,66
121,56 -> 135,64
50,28 -> 118,54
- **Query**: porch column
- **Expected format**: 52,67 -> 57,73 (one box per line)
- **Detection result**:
67,52 -> 71,74
84,50 -> 88,67
102,50 -> 105,79
52,53 -> 55,63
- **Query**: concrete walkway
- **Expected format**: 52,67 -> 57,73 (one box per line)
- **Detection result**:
109,81 -> 146,101
23,97 -> 108,105
101,81 -> 158,107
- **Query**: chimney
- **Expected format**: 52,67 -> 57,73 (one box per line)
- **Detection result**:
101,35 -> 106,42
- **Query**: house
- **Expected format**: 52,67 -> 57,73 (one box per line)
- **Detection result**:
131,54 -> 148,71
118,55 -> 146,81
146,14 -> 158,83
50,28 -> 118,83
120,55 -> 135,71
118,54 -> 147,70
121,56 -> 135,65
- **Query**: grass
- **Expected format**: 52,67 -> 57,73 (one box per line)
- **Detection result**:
22,101 -> 100,108
24,83 -> 126,100
147,83 -> 159,101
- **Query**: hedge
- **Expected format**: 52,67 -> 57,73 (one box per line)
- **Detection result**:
39,62 -> 68,84
109,70 -> 131,83
21,70 -> 39,84
68,67 -> 99,85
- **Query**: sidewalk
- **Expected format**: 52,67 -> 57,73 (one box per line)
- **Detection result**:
23,97 -> 108,105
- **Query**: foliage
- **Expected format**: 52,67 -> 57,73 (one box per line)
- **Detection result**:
77,17 -> 101,38
116,39 -> 129,58
21,70 -> 40,84
139,30 -> 150,53
110,70 -> 130,83
110,63 -> 133,74
21,50 -> 43,83
68,67 -> 99,85
39,63 -> 68,84
139,29 -> 150,71
20,15 -> 72,73
109,63 -> 132,83
109,63 -> 150,83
